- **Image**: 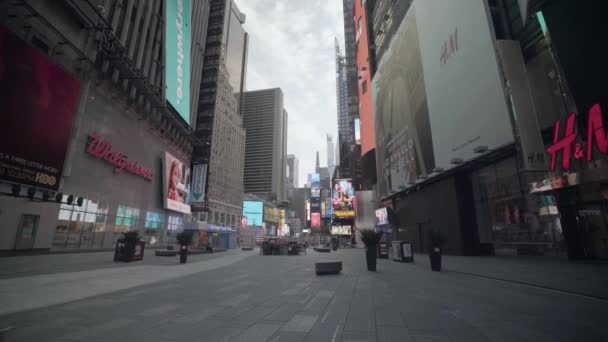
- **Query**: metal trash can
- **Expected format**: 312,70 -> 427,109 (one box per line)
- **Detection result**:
392,241 -> 414,262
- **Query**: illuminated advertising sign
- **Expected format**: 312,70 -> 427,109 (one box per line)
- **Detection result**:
242,201 -> 263,226
310,173 -> 320,198
190,163 -> 208,211
332,179 -> 356,219
165,0 -> 191,124
375,208 -> 389,226
306,200 -> 311,221
87,134 -> 154,181
162,152 -> 191,214
354,118 -> 361,145
0,26 -> 81,191
311,213 -> 321,228
331,225 -> 352,235
546,103 -> 607,171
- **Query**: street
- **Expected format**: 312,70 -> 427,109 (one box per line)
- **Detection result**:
1,249 -> 607,342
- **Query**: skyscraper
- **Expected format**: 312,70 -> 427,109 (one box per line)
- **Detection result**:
327,135 -> 335,177
192,0 -> 249,228
286,154 -> 299,200
335,39 -> 350,159
243,88 -> 288,202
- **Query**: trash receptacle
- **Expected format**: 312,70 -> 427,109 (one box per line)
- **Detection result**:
392,241 -> 414,262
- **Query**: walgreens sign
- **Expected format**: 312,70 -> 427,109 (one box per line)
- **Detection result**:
546,103 -> 608,171
87,133 -> 153,181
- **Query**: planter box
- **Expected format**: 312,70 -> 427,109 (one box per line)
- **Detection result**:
114,240 -> 145,262
315,261 -> 342,275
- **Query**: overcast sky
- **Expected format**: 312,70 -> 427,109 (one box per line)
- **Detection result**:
237,0 -> 345,187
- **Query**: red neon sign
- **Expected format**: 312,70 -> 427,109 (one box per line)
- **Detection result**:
87,133 -> 154,181
546,103 -> 608,171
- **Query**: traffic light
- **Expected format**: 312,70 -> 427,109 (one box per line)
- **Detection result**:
55,192 -> 63,203
27,187 -> 36,200
67,195 -> 74,205
76,197 -> 84,207
11,184 -> 21,197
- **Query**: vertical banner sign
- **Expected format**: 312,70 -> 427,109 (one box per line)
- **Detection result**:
190,163 -> 207,211
165,0 -> 191,124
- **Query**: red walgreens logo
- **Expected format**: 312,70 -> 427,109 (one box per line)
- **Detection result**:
87,133 -> 154,181
546,103 -> 608,171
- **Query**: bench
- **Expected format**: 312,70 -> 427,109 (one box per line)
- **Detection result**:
313,247 -> 331,253
315,261 -> 342,275
155,250 -> 177,257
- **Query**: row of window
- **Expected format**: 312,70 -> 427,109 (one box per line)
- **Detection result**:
53,197 -> 185,249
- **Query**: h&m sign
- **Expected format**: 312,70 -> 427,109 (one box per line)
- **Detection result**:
546,103 -> 608,171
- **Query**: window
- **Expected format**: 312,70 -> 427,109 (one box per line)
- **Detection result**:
53,198 -> 109,249
362,80 -> 367,94
144,211 -> 164,246
167,215 -> 183,231
115,205 -> 140,233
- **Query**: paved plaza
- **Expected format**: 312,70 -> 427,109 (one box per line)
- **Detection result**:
1,248 -> 607,341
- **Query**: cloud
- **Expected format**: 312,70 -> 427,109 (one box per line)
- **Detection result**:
238,0 -> 343,186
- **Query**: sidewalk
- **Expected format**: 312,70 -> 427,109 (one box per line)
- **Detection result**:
0,249 -> 254,316
416,253 -> 608,300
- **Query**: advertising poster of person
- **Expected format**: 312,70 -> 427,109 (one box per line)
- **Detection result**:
311,213 -> 321,228
162,152 -> 191,214
375,208 -> 389,226
0,26 -> 81,191
332,179 -> 356,219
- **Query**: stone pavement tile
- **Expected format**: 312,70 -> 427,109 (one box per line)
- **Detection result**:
138,303 -> 182,317
375,308 -> 406,327
438,312 -> 491,342
344,307 -> 376,332
281,314 -> 318,333
341,330 -> 376,342
230,322 -> 282,342
59,318 -> 136,341
265,303 -> 302,322
233,306 -> 277,325
268,331 -> 307,342
410,332 -> 450,342
377,326 -> 413,342
401,311 -> 442,331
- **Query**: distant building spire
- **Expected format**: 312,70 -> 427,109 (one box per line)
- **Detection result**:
315,151 -> 320,173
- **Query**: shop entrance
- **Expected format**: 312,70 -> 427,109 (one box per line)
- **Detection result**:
577,203 -> 608,260
15,214 -> 39,250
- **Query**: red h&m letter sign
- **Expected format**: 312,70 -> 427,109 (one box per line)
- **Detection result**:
546,103 -> 607,171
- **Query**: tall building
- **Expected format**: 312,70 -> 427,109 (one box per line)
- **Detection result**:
286,155 -> 299,201
327,135 -> 335,177
193,0 -> 248,229
243,88 -> 288,202
354,0 -> 378,187
338,0 -> 363,186
335,39 -> 350,159
0,0 -> 210,252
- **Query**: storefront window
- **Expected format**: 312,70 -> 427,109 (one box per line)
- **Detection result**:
165,215 -> 183,245
53,197 -> 109,249
144,211 -> 164,246
115,205 -> 140,233
472,157 -> 563,255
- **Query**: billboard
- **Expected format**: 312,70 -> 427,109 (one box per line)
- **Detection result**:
372,6 -> 435,195
331,225 -> 352,235
332,179 -> 356,219
0,27 -> 81,191
310,173 -> 320,198
415,0 -> 514,169
165,0 -> 191,124
354,118 -> 361,145
162,152 -> 191,214
190,163 -> 207,211
323,198 -> 332,218
375,208 -> 389,226
242,201 -> 263,226
311,213 -> 321,228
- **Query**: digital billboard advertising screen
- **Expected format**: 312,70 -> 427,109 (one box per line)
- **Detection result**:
332,179 -> 356,219
311,213 -> 321,228
242,201 -> 263,226
162,152 -> 191,214
165,0 -> 191,124
310,173 -> 320,198
375,208 -> 389,226
0,26 -> 81,191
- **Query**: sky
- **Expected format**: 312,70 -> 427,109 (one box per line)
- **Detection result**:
237,0 -> 345,187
